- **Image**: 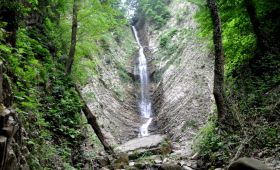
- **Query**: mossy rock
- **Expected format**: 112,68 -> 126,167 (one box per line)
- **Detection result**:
159,164 -> 182,170
228,157 -> 272,170
113,152 -> 129,169
160,142 -> 172,155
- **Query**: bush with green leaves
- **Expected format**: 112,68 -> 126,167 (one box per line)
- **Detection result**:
159,28 -> 178,48
139,0 -> 171,28
193,0 -> 280,168
0,1 -> 99,168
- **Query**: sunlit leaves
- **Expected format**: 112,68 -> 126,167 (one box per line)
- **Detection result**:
195,0 -> 256,75
78,0 -> 126,41
138,0 -> 171,28
28,0 -> 38,7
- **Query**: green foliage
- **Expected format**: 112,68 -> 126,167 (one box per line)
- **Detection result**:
194,0 -> 256,74
138,0 -> 171,28
3,28 -> 85,168
193,0 -> 280,167
1,0 -> 135,167
159,28 -> 178,48
117,64 -> 133,83
78,0 -> 126,41
194,119 -> 238,168
0,1 -> 96,168
152,27 -> 189,83
160,35 -> 168,48
43,75 -> 82,139
69,0 -> 128,84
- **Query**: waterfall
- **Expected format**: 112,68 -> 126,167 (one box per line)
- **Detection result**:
132,26 -> 153,137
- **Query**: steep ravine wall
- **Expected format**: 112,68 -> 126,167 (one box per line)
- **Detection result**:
136,0 -> 214,156
79,27 -> 140,148
79,0 -> 214,155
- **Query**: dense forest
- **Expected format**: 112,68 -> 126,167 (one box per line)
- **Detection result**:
0,0 -> 279,169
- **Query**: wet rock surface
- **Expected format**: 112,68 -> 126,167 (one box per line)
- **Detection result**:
78,1 -> 278,170
92,1 -> 213,169
79,27 -> 140,147
116,134 -> 166,153
95,143 -> 200,170
81,75 -> 140,147
134,0 -> 214,159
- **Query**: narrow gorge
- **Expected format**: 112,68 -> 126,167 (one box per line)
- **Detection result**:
0,0 -> 279,169
78,0 -> 215,168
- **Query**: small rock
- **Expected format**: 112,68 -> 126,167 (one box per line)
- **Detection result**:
129,162 -> 135,166
96,156 -> 110,167
134,163 -> 145,169
163,158 -> 169,163
189,162 -> 197,169
179,161 -> 186,166
171,142 -> 181,150
159,164 -> 182,170
112,163 -> 125,169
191,152 -> 199,160
155,159 -> 163,164
113,153 -> 129,169
107,155 -> 114,162
271,159 -> 277,165
183,166 -> 193,170
99,151 -> 106,156
160,142 -> 172,155
114,153 -> 129,164
144,161 -> 149,166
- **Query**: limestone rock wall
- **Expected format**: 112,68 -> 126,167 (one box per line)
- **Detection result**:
79,27 -> 140,147
136,0 -> 214,156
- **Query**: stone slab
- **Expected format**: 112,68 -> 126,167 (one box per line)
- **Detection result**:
115,134 -> 166,153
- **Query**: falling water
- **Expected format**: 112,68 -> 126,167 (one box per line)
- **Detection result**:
132,26 -> 152,137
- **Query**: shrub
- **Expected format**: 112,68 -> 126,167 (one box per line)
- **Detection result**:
139,0 -> 171,28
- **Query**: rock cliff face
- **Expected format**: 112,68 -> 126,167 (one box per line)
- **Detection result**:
79,27 -> 140,147
79,0 -> 214,156
135,0 -> 214,156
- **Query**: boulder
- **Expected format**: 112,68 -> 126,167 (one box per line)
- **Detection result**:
96,156 -> 110,167
113,152 -> 129,169
160,142 -> 172,155
159,164 -> 182,170
228,157 -> 272,170
182,166 -> 193,170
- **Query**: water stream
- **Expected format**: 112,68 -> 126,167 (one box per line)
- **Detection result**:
132,26 -> 153,137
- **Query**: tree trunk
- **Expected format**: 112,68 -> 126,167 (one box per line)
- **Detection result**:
65,0 -> 78,75
207,0 -> 227,124
74,86 -> 113,153
0,62 -> 3,104
244,0 -> 267,55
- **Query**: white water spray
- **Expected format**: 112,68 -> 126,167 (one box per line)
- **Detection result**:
132,26 -> 152,137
